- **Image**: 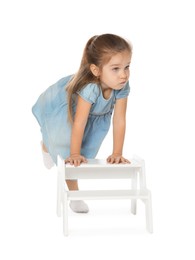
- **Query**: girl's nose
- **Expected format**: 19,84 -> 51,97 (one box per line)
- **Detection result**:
120,70 -> 128,79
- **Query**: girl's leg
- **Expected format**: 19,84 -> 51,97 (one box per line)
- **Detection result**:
66,180 -> 89,213
42,142 -> 49,152
66,180 -> 79,190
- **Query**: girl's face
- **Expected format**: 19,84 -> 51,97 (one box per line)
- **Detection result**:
99,51 -> 131,91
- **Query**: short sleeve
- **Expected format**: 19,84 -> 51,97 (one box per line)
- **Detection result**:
77,83 -> 100,104
115,81 -> 130,99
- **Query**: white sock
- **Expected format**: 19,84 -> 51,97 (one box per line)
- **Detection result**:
40,142 -> 55,169
69,200 -> 89,213
42,150 -> 55,169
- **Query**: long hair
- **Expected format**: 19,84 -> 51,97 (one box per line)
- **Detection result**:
66,34 -> 132,122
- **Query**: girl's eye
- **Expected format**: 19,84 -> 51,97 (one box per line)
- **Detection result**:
125,65 -> 130,70
112,67 -> 119,71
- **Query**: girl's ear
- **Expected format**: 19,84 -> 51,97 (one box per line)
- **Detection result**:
90,64 -> 100,77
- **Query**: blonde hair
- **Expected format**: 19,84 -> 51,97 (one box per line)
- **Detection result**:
66,33 -> 132,122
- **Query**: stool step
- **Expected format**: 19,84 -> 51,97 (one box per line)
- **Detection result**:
67,189 -> 150,200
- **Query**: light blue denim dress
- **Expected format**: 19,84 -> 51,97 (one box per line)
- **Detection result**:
32,75 -> 130,164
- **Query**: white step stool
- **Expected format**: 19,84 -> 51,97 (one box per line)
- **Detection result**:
57,155 -> 153,236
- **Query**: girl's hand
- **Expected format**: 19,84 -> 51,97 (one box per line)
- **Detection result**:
65,154 -> 87,167
107,154 -> 130,164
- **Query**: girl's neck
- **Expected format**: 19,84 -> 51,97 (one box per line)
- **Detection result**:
100,85 -> 112,100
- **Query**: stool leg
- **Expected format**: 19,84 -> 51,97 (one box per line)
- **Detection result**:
57,171 -> 62,217
131,171 -> 137,214
57,155 -> 65,218
145,191 -> 153,233
63,192 -> 68,236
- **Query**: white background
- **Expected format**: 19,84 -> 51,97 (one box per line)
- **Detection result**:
0,0 -> 195,259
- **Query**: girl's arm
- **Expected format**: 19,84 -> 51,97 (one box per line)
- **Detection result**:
107,97 -> 130,164
65,95 -> 91,166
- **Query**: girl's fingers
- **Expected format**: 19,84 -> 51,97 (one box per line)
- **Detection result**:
107,155 -> 131,164
65,156 -> 87,166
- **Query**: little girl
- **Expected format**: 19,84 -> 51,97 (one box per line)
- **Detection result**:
32,33 -> 132,213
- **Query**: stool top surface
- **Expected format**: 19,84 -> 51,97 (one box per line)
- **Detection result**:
65,159 -> 142,168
